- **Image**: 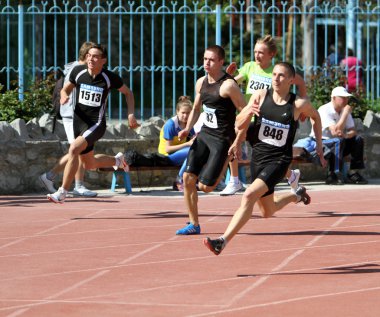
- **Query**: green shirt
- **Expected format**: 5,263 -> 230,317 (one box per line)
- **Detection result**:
239,61 -> 273,100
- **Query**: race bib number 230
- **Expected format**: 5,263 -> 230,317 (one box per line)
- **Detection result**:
78,84 -> 103,107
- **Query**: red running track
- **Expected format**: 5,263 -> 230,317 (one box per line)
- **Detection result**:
0,185 -> 380,317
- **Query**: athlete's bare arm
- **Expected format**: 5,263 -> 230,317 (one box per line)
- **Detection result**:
228,90 -> 262,159
178,76 -> 204,140
60,82 -> 75,105
235,90 -> 264,131
119,84 -> 138,129
219,78 -> 246,112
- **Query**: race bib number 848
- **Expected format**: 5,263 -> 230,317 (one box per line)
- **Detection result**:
79,84 -> 103,107
258,118 -> 289,147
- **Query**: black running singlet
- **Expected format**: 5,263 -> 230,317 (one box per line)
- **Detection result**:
199,73 -> 237,141
69,64 -> 123,125
251,89 -> 298,165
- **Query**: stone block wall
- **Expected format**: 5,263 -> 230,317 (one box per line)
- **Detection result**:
0,111 -> 379,194
0,134 -> 379,195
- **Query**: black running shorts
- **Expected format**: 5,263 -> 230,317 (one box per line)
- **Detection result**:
185,132 -> 231,186
252,161 -> 289,197
74,118 -> 106,154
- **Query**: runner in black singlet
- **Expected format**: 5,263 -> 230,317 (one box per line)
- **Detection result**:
47,44 -> 138,204
204,62 -> 327,255
175,45 -> 259,235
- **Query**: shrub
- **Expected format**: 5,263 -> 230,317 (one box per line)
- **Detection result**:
0,75 -> 55,122
306,67 -> 372,120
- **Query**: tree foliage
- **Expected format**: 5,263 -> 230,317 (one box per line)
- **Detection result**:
0,76 -> 55,122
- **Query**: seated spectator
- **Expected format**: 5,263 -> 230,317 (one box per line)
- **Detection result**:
294,86 -> 367,185
158,96 -> 196,190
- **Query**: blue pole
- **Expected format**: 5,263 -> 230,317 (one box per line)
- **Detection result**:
18,0 -> 24,100
215,2 -> 221,45
347,0 -> 355,51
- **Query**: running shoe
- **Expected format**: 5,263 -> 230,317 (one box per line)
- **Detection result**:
219,181 -> 243,196
73,185 -> 98,197
39,173 -> 56,194
346,172 -> 368,184
47,187 -> 67,204
113,152 -> 129,171
288,169 -> 301,193
295,185 -> 311,205
203,237 -> 225,255
175,223 -> 201,235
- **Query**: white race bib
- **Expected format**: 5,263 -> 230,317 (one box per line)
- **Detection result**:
247,74 -> 271,94
202,105 -> 218,129
258,117 -> 289,147
78,84 -> 103,107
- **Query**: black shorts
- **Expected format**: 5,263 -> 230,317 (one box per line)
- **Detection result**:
74,118 -> 106,154
185,132 -> 231,186
252,161 -> 289,197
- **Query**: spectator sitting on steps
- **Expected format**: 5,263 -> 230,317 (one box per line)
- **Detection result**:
294,86 -> 367,185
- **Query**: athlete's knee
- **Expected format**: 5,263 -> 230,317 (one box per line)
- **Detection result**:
242,187 -> 260,202
68,144 -> 83,156
183,172 -> 197,187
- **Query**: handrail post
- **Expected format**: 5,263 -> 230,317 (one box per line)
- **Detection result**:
18,0 -> 24,100
215,1 -> 222,45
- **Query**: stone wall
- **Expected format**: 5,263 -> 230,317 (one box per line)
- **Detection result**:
0,111 -> 379,194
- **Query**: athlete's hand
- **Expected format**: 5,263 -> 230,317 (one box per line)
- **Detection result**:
128,114 -> 140,129
249,97 -> 261,117
178,129 -> 189,141
60,95 -> 69,105
187,136 -> 196,146
226,62 -> 237,76
228,141 -> 242,161
316,143 -> 327,168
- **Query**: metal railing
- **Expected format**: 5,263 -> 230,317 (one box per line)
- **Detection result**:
1,0 -> 379,121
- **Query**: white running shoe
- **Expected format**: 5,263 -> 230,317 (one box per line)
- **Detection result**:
47,187 -> 67,204
73,185 -> 98,197
288,169 -> 301,193
39,173 -> 56,193
113,152 -> 129,171
220,181 -> 243,196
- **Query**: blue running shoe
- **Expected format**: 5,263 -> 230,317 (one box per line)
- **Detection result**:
176,223 -> 201,235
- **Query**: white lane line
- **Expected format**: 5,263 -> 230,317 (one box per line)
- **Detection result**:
187,285 -> 380,317
0,208 -> 108,250
225,215 -> 349,307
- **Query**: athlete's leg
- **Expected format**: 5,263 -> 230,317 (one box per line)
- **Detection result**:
183,172 -> 199,225
80,151 -> 120,170
61,136 -> 88,191
222,178 -> 268,242
198,154 -> 231,193
257,191 -> 297,218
